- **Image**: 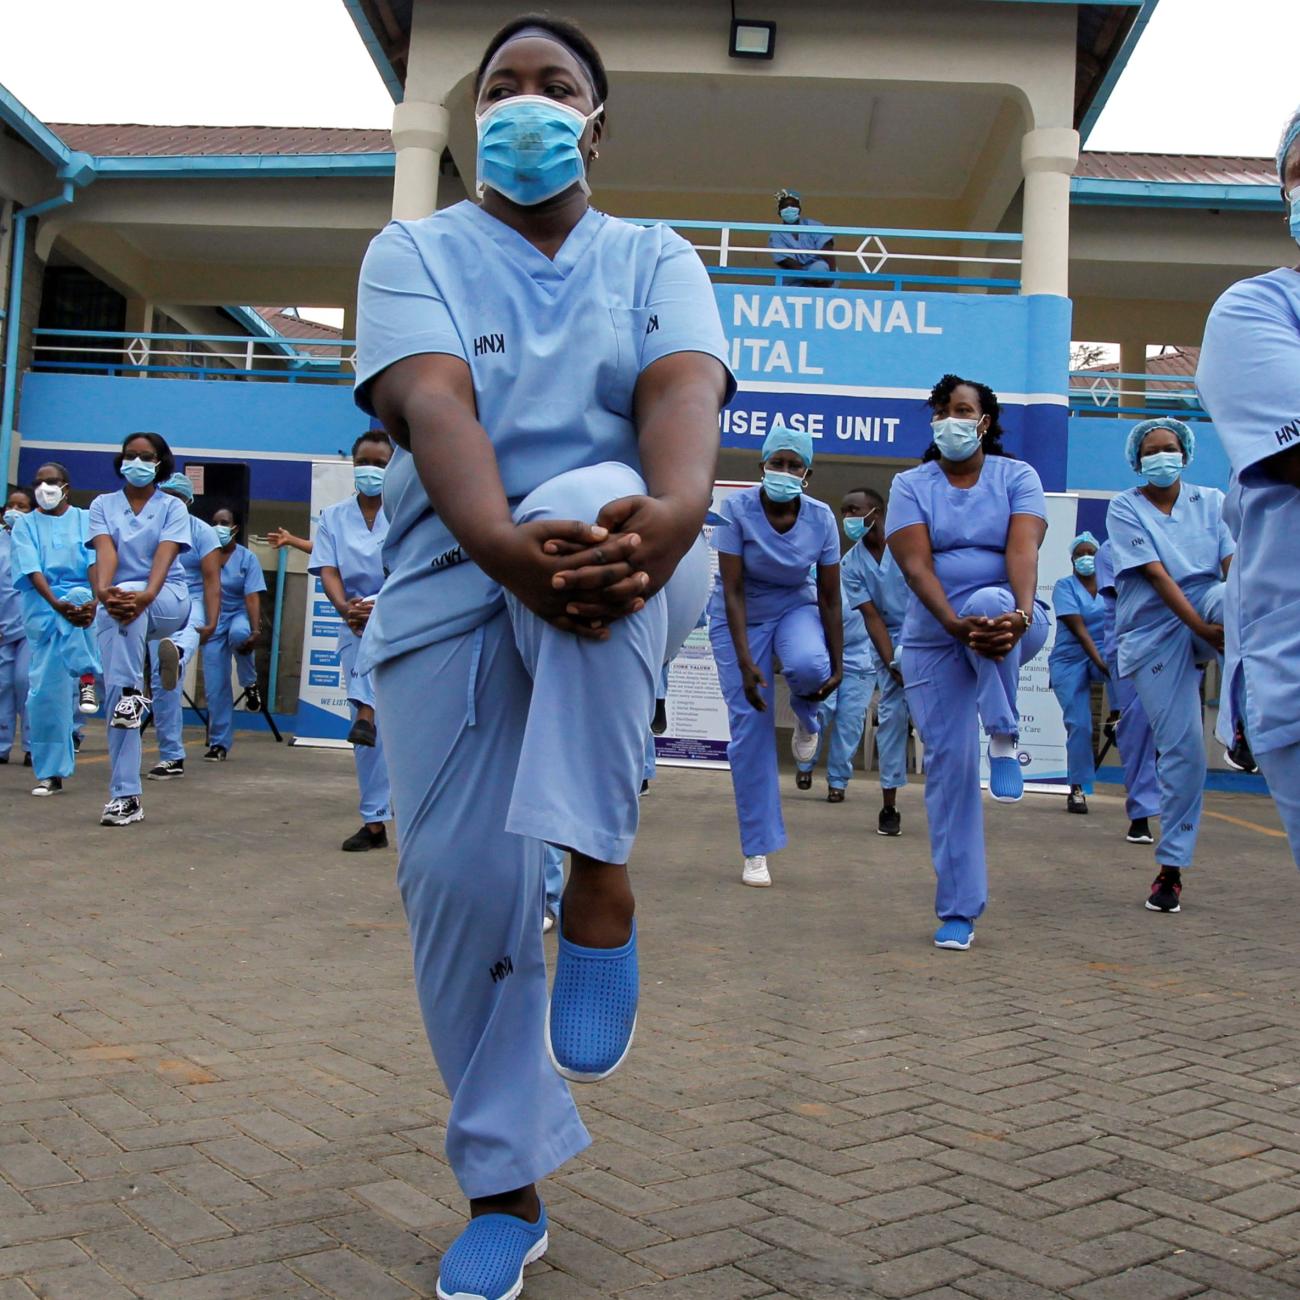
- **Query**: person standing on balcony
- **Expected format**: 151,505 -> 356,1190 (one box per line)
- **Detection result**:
199,505 -> 265,763
352,18 -> 731,1300
10,464 -> 100,797
308,430 -> 393,853
88,432 -> 192,827
1105,418 -> 1233,914
710,422 -> 843,887
0,486 -> 35,765
146,473 -> 220,781
1195,105 -> 1300,867
768,188 -> 834,287
886,374 -> 1049,952
1048,531 -> 1108,815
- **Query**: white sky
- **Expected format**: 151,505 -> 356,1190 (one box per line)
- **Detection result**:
0,0 -> 1293,157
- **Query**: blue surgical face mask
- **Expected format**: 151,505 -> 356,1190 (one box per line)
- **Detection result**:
121,457 -> 158,487
779,206 -> 800,224
354,465 -> 385,498
1073,554 -> 1096,577
762,469 -> 806,503
843,515 -> 867,541
932,417 -> 983,463
215,524 -> 235,547
1289,187 -> 1300,246
475,94 -> 602,207
3,509 -> 20,530
1140,450 -> 1183,488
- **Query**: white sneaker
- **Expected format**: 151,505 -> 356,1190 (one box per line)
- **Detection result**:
542,913 -> 555,934
109,693 -> 150,730
742,855 -> 772,887
100,796 -> 144,827
790,720 -> 818,765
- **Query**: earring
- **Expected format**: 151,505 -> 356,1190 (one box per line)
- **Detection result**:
591,149 -> 600,159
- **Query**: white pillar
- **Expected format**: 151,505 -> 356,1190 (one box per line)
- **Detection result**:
391,99 -> 449,221
1118,337 -> 1146,410
1020,127 -> 1079,297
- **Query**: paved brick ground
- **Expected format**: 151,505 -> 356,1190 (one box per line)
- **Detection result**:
2,728 -> 1299,1299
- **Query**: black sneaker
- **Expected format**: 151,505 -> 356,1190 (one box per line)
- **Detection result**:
796,770 -> 812,791
651,698 -> 668,736
878,806 -> 902,837
1145,868 -> 1182,913
203,745 -> 227,762
72,733 -> 82,752
32,777 -> 63,797
1223,730 -> 1258,774
110,692 -> 149,730
23,751 -> 31,767
827,786 -> 845,804
639,778 -> 651,797
347,717 -> 376,747
78,679 -> 98,714
341,825 -> 388,852
1067,788 -> 1088,814
100,795 -> 144,827
244,684 -> 263,713
1126,817 -> 1154,844
148,759 -> 185,780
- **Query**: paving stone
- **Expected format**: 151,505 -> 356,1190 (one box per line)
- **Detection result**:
78,1226 -> 196,1287
23,1263 -> 136,1299
866,1246 -> 982,1298
0,1145 -> 79,1190
123,1193 -> 232,1247
1068,1264 -> 1207,1300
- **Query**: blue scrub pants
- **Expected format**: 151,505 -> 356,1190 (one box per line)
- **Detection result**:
902,587 -> 1049,923
1257,744 -> 1300,868
711,603 -> 831,857
1050,656 -> 1105,791
24,587 -> 99,781
152,596 -> 204,762
875,663 -> 910,792
340,632 -> 391,824
1107,666 -> 1159,821
96,583 -> 189,799
0,635 -> 29,759
1124,587 -> 1223,870
795,667 -> 871,789
202,613 -> 257,752
373,462 -> 709,1198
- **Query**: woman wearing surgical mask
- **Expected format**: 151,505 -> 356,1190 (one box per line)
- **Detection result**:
1105,418 -> 1233,914
199,504 -> 266,762
710,423 -> 842,886
886,374 -> 1049,951
353,19 -> 730,1293
1196,105 -> 1300,868
308,430 -> 393,852
9,465 -> 100,796
88,432 -> 192,826
1048,531 -> 1108,814
0,486 -> 35,766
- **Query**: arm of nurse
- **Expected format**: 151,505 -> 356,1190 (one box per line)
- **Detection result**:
810,561 -> 844,700
717,551 -> 766,711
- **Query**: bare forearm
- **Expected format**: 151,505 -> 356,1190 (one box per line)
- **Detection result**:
1005,539 -> 1038,617
91,539 -> 118,596
144,542 -> 179,601
722,581 -> 753,669
1148,566 -> 1212,632
862,602 -> 894,666
819,590 -> 843,675
320,567 -> 350,618
29,572 -> 59,607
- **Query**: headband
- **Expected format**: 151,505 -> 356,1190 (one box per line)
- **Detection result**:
498,26 -> 599,98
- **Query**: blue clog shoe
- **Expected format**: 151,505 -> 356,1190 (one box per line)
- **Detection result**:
987,745 -> 1024,803
436,1205 -> 548,1300
934,919 -> 974,951
547,912 -> 638,1083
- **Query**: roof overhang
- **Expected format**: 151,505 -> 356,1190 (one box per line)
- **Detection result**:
1071,177 -> 1281,211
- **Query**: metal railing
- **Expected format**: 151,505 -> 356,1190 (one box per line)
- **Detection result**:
1068,369 -> 1206,420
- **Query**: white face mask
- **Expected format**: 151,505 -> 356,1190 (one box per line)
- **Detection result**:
34,482 -> 65,511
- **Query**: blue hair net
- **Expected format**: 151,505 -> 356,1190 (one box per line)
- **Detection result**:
761,421 -> 814,467
1125,417 -> 1195,472
1069,530 -> 1099,554
159,472 -> 193,502
1278,105 -> 1300,182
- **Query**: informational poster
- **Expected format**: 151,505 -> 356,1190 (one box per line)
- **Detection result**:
654,481 -> 754,769
292,460 -> 356,749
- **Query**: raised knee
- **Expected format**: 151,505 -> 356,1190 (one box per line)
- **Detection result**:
515,462 -> 648,526
961,586 -> 1013,619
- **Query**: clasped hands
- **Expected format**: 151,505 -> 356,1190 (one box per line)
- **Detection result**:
101,586 -> 151,625
53,597 -> 97,628
947,611 -> 1028,661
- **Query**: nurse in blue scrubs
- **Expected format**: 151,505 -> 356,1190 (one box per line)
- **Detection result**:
10,464 -> 100,796
887,374 -> 1049,952
1106,417 -> 1232,913
1049,531 -> 1108,814
1094,540 -> 1159,846
308,430 -> 392,852
200,505 -> 265,762
147,473 -> 220,781
1197,106 -> 1300,866
88,432 -> 192,827
710,424 -> 842,887
841,486 -> 913,836
0,487 -> 34,764
352,19 -> 731,1299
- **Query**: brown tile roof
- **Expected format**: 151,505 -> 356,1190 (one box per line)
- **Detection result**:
249,308 -> 345,359
46,123 -> 391,157
1078,153 -> 1275,186
1086,346 -> 1199,378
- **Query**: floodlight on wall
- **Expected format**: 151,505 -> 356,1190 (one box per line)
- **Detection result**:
729,18 -> 776,59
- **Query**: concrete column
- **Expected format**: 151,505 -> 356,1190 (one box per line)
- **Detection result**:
123,297 -> 153,376
391,99 -> 449,220
1019,127 -> 1079,298
1118,337 -> 1146,410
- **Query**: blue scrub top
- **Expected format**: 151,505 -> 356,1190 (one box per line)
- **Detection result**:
1048,574 -> 1105,669
352,202 -> 734,666
1094,540 -> 1118,664
841,542 -> 909,638
768,218 -> 832,270
216,544 -> 266,621
837,571 -> 873,677
0,527 -> 23,643
180,515 -> 220,605
86,489 -> 190,594
309,495 -> 389,600
1105,482 -> 1233,675
708,487 -> 840,624
885,456 -> 1047,649
10,507 -> 94,601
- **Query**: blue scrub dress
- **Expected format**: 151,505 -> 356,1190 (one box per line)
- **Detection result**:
1106,483 -> 1233,870
1095,542 -> 1159,823
0,525 -> 31,760
885,456 -> 1050,924
708,486 -> 839,856
768,218 -> 832,285
1198,268 -> 1300,865
309,495 -> 391,824
353,201 -> 732,1199
153,513 -> 220,763
10,508 -> 100,781
201,544 -> 266,752
87,489 -> 192,800
1048,573 -> 1107,792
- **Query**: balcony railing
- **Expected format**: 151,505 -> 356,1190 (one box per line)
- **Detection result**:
1068,370 -> 1205,420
